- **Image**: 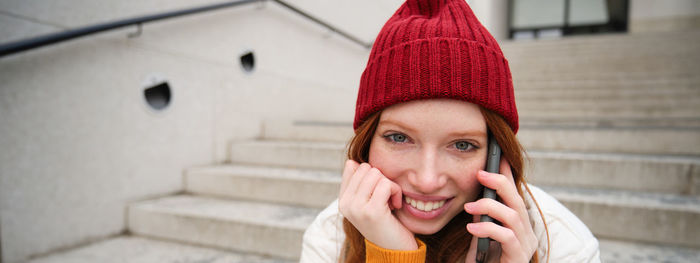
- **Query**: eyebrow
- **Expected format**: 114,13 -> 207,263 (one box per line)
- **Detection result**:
378,119 -> 486,138
447,130 -> 487,138
377,119 -> 418,134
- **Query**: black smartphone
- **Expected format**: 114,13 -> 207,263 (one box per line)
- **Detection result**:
476,132 -> 501,263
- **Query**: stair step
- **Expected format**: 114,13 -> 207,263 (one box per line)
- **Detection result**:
501,31 -> 700,57
518,97 -> 700,110
543,186 -> 700,248
599,238 -> 700,263
28,236 -> 292,263
520,116 -> 700,129
262,121 -> 354,142
127,195 -> 320,260
258,122 -> 700,155
29,224 -> 700,263
517,126 -> 700,155
510,56 -> 700,72
506,39 -> 700,53
520,108 -> 700,121
527,151 -> 700,196
512,66 -> 699,80
513,71 -> 699,82
231,139 -> 700,184
505,37 -> 700,50
181,163 -> 700,247
266,118 -> 700,141
506,45 -> 700,61
509,52 -> 700,62
516,85 -> 700,99
193,155 -> 699,208
519,102 -> 700,115
515,84 -> 700,99
231,140 -> 347,170
518,97 -> 700,112
28,221 -> 700,263
513,67 -> 700,80
186,165 -> 340,208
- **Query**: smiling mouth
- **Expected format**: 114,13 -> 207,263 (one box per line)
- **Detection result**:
404,196 -> 447,212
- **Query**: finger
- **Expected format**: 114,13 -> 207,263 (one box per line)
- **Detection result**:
465,225 -> 479,262
388,180 -> 403,210
355,168 -> 382,201
467,222 -> 525,261
496,158 -> 530,225
368,177 -> 400,210
499,156 -> 516,186
339,159 -> 360,197
343,163 -> 371,198
464,198 -> 526,243
477,169 -> 529,226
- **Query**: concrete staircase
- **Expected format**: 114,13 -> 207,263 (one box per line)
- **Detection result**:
507,31 -> 700,125
30,31 -> 700,262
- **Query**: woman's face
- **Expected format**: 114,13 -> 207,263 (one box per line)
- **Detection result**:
368,99 -> 488,235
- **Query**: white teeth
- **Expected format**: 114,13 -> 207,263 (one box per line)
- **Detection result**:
404,196 -> 446,212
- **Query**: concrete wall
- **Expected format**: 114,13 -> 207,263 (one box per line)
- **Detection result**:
629,0 -> 700,33
0,0 -> 401,262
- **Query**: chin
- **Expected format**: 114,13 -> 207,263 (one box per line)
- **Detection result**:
397,213 -> 450,235
407,224 -> 443,235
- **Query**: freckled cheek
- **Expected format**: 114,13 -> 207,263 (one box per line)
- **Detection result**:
448,158 -> 485,193
368,147 -> 410,181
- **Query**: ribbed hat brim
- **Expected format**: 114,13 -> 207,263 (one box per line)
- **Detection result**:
354,37 -> 518,132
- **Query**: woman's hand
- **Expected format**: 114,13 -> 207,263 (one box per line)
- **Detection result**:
338,159 -> 417,250
464,158 -> 538,263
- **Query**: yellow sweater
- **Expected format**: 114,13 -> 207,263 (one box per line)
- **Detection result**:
365,238 -> 426,263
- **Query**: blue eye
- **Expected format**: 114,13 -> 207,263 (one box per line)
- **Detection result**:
455,141 -> 474,151
386,133 -> 407,143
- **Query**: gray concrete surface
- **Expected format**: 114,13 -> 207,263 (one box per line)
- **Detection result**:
128,195 -> 320,259
186,165 -> 341,208
545,186 -> 700,247
28,236 -> 292,263
599,239 -> 700,263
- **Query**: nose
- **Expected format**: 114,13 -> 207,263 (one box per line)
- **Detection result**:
408,148 -> 447,194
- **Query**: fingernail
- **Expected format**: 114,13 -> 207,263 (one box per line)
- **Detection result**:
464,202 -> 475,211
467,223 -> 477,231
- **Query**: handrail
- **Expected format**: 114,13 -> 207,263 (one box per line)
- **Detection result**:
0,0 -> 371,57
270,0 -> 371,49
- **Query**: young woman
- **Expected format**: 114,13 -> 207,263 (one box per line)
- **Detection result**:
301,0 -> 600,262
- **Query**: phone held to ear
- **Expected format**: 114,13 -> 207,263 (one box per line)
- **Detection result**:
476,133 -> 501,263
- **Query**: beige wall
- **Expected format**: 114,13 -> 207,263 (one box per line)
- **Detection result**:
0,0 -> 401,262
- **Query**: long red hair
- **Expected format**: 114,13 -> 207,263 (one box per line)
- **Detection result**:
341,106 -> 548,263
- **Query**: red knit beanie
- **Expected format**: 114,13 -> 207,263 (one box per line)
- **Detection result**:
354,0 -> 518,133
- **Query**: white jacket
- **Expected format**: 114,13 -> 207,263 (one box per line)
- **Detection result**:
300,184 -> 600,262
